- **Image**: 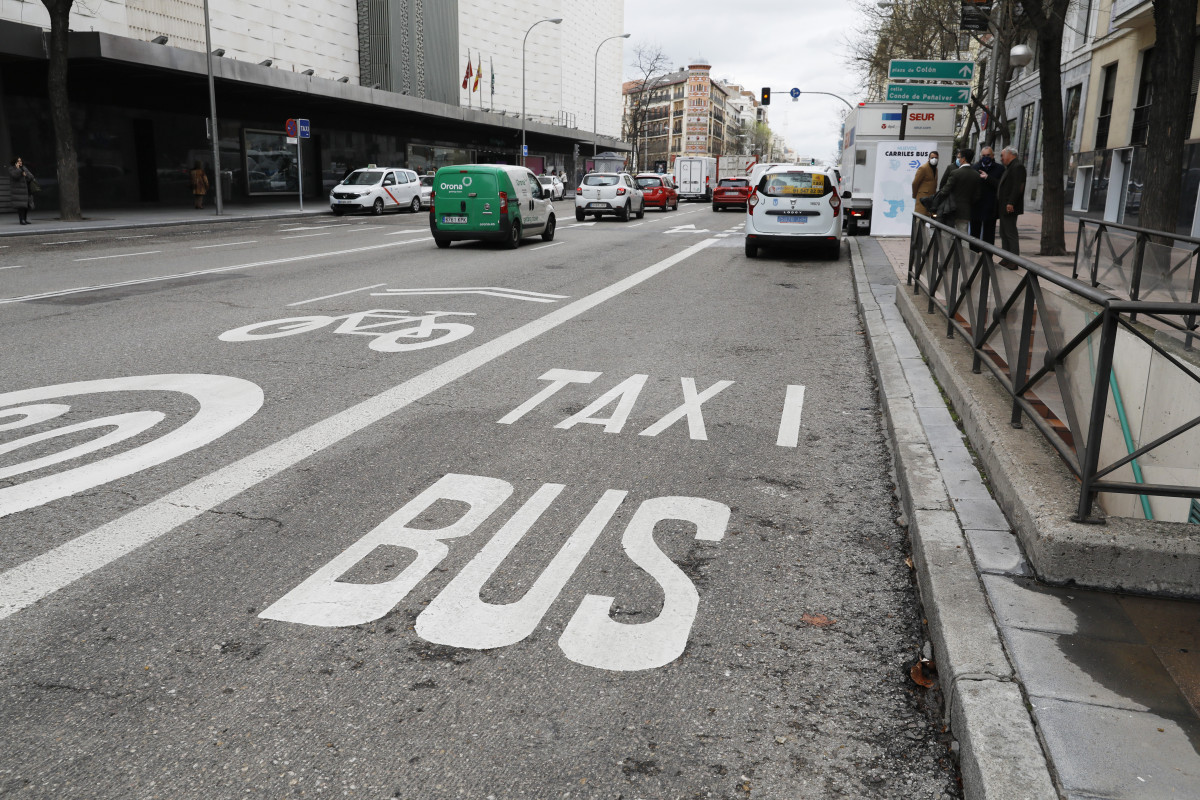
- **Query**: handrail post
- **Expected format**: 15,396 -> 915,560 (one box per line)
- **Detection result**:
947,235 -> 962,338
908,215 -> 918,285
1187,245 -> 1200,351
973,256 -> 991,373
1009,283 -> 1036,429
1074,307 -> 1120,522
1072,219 -> 1085,280
1092,223 -> 1105,287
1129,232 -> 1147,323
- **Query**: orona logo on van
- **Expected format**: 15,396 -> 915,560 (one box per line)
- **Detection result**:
439,177 -> 472,192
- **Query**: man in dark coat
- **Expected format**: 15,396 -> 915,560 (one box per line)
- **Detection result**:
997,146 -> 1027,264
942,148 -> 982,234
969,146 -> 1004,245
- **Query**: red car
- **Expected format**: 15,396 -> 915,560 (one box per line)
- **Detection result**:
712,177 -> 752,211
634,174 -> 679,211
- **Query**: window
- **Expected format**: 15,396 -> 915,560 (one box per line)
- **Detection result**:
1131,48 -> 1153,145
1064,85 -> 1082,162
1096,64 -> 1117,149
1019,104 -> 1036,171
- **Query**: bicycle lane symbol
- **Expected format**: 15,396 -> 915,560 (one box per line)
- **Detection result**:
218,310 -> 476,352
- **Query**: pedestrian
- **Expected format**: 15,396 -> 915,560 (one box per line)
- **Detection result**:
8,156 -> 35,225
911,150 -> 939,218
190,160 -> 210,209
969,146 -> 1004,246
941,148 -> 982,236
996,146 -> 1027,267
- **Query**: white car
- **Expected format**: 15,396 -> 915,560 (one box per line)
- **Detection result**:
538,174 -> 565,200
574,172 -> 645,221
744,164 -> 843,260
330,168 -> 423,216
419,174 -> 434,208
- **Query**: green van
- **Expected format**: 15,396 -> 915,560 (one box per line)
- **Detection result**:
429,164 -> 557,249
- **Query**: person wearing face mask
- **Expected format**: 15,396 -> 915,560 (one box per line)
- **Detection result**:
912,151 -> 940,218
942,148 -> 982,235
969,146 -> 1005,246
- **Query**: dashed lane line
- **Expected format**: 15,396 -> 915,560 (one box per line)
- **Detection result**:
280,232 -> 333,239
74,251 -> 162,262
530,241 -> 564,250
0,238 -> 431,305
43,240 -> 89,246
192,240 -> 258,249
288,283 -> 387,307
0,265 -> 24,271
0,237 -> 718,619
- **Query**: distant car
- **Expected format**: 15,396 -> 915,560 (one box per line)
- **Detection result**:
330,168 -> 423,215
575,172 -> 645,221
712,177 -> 752,212
744,164 -> 843,260
538,174 -> 565,200
419,175 -> 434,208
635,173 -> 678,211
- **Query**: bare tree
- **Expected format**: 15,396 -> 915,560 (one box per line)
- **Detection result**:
41,0 -> 82,220
622,45 -> 671,174
846,0 -> 969,99
1140,0 -> 1199,234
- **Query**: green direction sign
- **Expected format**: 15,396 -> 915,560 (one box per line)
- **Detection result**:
886,83 -> 971,104
888,59 -> 975,82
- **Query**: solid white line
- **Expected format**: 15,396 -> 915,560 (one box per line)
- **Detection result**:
354,226 -> 384,231
193,240 -> 257,249
0,265 -> 24,271
0,238 -> 432,305
385,229 -> 424,236
115,235 -> 155,240
627,223 -> 645,228
43,240 -> 88,245
280,232 -> 332,239
372,290 -> 558,303
776,384 -> 807,448
530,241 -> 564,250
278,224 -> 349,232
373,286 -> 567,299
0,237 -> 718,619
74,250 -> 161,262
288,283 -> 387,307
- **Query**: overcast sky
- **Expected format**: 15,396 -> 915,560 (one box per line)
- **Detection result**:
622,1 -> 864,162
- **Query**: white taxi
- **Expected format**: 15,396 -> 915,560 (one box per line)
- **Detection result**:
744,165 -> 843,260
330,168 -> 423,216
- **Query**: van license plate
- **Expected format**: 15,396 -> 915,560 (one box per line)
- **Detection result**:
442,215 -> 468,224
780,216 -> 809,224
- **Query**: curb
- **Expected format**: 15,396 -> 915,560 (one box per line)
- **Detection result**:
0,209 -> 330,238
848,238 -> 1059,800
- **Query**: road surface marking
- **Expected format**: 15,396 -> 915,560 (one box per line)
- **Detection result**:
562,222 -> 596,228
288,284 -> 387,307
638,378 -> 735,441
0,239 -> 431,305
74,251 -> 162,262
776,384 -> 807,447
43,240 -> 88,245
0,266 -> 24,271
193,240 -> 257,249
372,287 -> 567,303
530,241 -> 563,250
115,235 -> 155,240
278,224 -> 349,232
280,232 -> 333,239
0,238 -> 717,619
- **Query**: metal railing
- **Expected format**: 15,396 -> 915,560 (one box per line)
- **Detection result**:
908,213 -> 1200,522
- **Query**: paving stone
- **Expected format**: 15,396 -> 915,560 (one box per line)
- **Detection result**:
982,575 -> 1142,641
1032,697 -> 1200,799
964,529 -> 1030,576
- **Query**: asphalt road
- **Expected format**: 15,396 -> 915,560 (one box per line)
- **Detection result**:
0,201 -> 959,799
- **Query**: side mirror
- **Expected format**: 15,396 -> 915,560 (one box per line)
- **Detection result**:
842,191 -> 852,199
544,188 -> 552,199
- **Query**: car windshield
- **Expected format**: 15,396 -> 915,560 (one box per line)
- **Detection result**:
636,177 -> 663,188
584,175 -> 620,187
538,177 -> 551,184
719,179 -> 749,188
342,170 -> 384,186
759,171 -> 827,197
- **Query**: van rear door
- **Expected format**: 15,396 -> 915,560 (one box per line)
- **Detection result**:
434,169 -> 501,232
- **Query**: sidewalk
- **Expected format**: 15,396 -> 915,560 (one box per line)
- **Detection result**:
0,200 -> 328,237
849,229 -> 1200,799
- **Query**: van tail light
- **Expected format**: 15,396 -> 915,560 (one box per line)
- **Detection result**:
499,191 -> 509,214
748,192 -> 759,210
429,191 -> 435,214
829,189 -> 841,218
616,187 -> 627,196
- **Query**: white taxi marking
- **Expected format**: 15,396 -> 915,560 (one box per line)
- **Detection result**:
776,384 -> 807,447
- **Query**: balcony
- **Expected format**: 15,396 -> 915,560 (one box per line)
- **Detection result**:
1111,0 -> 1152,29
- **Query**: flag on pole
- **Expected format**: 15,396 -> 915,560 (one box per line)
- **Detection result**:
473,53 -> 481,92
462,49 -> 473,90
490,57 -> 495,96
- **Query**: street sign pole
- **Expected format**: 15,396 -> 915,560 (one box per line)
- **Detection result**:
297,136 -> 303,212
898,103 -> 909,140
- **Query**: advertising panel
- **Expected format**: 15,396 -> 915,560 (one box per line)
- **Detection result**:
870,140 -> 935,236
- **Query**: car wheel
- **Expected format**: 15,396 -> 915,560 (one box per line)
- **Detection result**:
434,237 -> 451,249
826,240 -> 843,260
541,214 -> 556,241
505,220 -> 522,249
712,204 -> 721,212
410,196 -> 421,212
636,203 -> 645,219
372,198 -> 384,216
618,203 -> 629,222
672,200 -> 679,211
331,207 -> 345,216
575,208 -> 585,222
745,238 -> 758,259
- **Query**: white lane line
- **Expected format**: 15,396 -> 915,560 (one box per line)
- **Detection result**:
280,232 -> 333,239
385,229 -> 425,236
43,240 -> 88,246
627,222 -> 645,228
193,240 -> 257,249
374,286 -> 567,299
74,250 -> 162,262
715,234 -> 729,238
776,384 -> 807,448
0,237 -> 718,619
0,265 -> 24,271
231,225 -> 262,231
354,226 -> 385,231
288,283 -> 387,307
278,224 -> 349,232
0,238 -> 432,305
530,241 -> 564,251
116,235 -> 155,240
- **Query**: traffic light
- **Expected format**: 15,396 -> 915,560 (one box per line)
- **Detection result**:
761,87 -> 771,106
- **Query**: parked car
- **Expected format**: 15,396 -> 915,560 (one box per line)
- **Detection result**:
635,173 -> 678,211
744,164 -> 843,260
330,168 -> 423,215
429,164 -> 556,249
712,177 -> 752,212
575,172 -> 645,221
419,174 -> 435,208
538,174 -> 565,200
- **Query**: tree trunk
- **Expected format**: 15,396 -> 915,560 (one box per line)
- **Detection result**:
1020,0 -> 1070,255
43,0 -> 81,220
1140,0 -> 1198,236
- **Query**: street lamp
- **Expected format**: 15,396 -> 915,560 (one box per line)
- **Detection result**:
594,33 -> 630,159
202,0 -> 222,215
522,17 -> 563,166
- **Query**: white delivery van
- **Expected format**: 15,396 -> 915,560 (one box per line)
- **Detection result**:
675,156 -> 718,202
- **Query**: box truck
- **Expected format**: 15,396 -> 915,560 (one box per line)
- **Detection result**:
674,156 -> 717,201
